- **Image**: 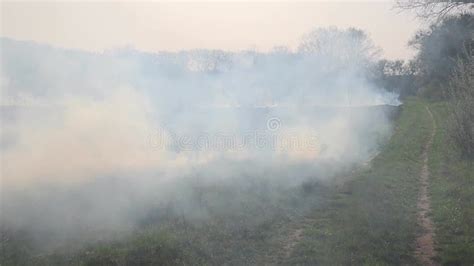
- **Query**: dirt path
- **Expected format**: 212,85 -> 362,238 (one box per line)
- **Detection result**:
415,106 -> 438,266
281,227 -> 304,259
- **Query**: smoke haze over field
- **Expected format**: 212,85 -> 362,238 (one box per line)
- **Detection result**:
0,2 -> 420,59
0,28 -> 400,247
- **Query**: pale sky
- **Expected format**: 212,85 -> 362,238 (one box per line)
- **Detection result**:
0,1 -> 421,59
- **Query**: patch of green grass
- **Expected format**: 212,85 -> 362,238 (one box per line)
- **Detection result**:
14,229 -> 192,266
428,102 -> 474,265
290,98 -> 432,265
1,176 -> 330,265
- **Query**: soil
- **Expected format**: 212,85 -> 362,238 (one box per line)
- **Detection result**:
415,106 -> 438,266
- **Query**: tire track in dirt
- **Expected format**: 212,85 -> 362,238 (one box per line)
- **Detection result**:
415,106 -> 438,266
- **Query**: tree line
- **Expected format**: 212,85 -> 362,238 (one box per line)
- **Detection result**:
386,1 -> 474,157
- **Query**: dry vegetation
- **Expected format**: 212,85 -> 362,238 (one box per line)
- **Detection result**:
448,52 -> 474,158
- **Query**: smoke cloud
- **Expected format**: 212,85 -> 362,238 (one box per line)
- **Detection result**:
0,28 -> 400,249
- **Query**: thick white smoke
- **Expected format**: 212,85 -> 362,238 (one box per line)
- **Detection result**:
0,28 -> 400,247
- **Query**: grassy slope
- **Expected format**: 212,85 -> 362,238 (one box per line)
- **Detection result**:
290,98 -> 474,265
290,98 -> 431,265
429,102 -> 474,265
2,173 -> 332,265
3,99 -> 473,265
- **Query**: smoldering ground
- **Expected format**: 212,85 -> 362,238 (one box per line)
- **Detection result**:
0,28 -> 400,252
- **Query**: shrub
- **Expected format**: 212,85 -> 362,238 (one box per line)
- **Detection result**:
447,51 -> 474,158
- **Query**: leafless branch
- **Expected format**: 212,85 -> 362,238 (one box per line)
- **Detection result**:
395,0 -> 474,20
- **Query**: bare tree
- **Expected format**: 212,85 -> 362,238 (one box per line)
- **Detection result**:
396,0 -> 474,20
298,27 -> 380,66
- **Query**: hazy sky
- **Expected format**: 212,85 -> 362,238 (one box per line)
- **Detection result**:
1,1 -> 421,59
